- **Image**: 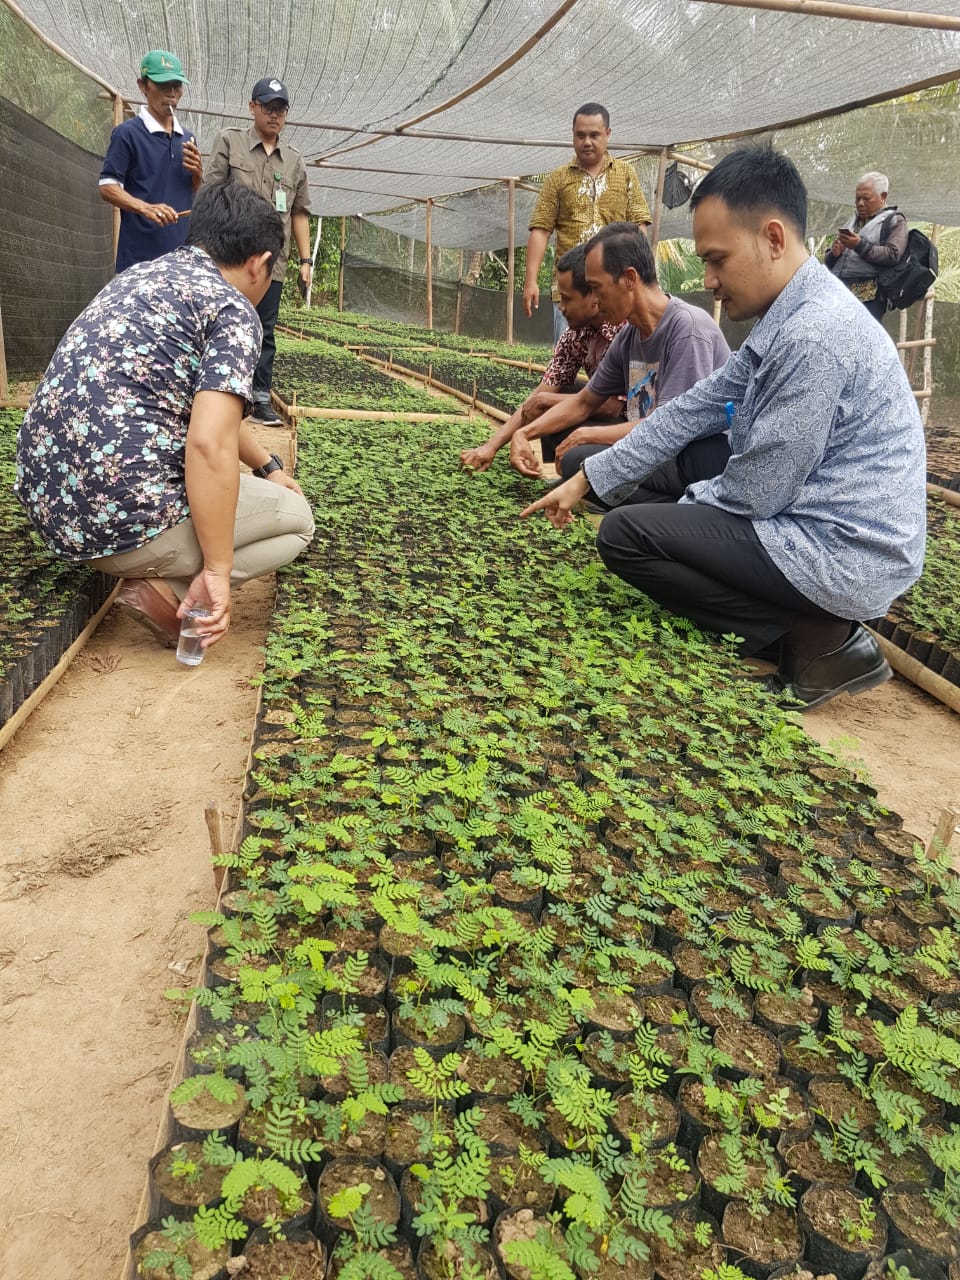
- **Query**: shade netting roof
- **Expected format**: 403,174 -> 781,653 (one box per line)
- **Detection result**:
9,0 -> 960,241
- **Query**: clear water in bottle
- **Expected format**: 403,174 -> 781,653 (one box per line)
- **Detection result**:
176,607 -> 210,666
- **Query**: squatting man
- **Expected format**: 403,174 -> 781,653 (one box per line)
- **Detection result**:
521,147 -> 926,712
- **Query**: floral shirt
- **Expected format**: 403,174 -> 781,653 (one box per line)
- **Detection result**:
15,246 -> 261,560
543,321 -> 624,388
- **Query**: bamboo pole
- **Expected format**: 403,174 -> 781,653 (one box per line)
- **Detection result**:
305,215 -> 321,309
455,248 -> 465,336
649,148 -> 669,249
896,338 -> 936,351
111,93 -> 124,265
1,0 -> 122,96
355,351 -> 509,422
920,226 -> 938,427
310,0 -> 582,164
507,179 -> 516,345
926,482 -> 960,510
425,199 -> 434,330
288,408 -> 476,422
696,0 -> 960,30
337,216 -> 346,312
0,300 -> 8,403
869,629 -> 960,717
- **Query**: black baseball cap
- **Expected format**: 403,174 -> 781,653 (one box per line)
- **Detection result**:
251,77 -> 289,105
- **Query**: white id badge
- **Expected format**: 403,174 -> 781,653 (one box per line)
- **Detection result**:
274,189 -> 288,213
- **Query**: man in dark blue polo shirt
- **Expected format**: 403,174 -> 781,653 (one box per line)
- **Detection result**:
99,50 -> 203,272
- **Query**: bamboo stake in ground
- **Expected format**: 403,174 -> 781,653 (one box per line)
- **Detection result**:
926,805 -> 959,860
205,801 -> 227,890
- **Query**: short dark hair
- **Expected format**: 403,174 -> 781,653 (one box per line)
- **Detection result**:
188,180 -> 284,269
690,146 -> 807,238
585,221 -> 657,286
573,102 -> 610,129
555,244 -> 589,295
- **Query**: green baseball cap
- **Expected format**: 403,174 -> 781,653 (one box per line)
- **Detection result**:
139,50 -> 188,84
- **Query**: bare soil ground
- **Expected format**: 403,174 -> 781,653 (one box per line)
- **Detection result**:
0,428 -> 958,1280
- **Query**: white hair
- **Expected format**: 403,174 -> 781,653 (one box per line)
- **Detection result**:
858,171 -> 889,195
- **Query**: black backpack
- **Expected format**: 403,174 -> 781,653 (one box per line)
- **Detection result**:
878,228 -> 939,310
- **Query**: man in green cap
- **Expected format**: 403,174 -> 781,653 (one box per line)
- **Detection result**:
99,50 -> 203,272
204,76 -> 312,426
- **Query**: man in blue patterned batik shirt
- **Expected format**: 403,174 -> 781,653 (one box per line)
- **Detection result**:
521,147 -> 926,712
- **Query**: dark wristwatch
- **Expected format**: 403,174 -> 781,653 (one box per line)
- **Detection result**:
253,453 -> 284,479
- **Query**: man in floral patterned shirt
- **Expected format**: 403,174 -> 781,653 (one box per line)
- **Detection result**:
15,182 -> 314,653
459,244 -> 623,473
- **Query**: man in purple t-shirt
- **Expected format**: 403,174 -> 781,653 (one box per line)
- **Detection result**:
510,223 -> 729,494
459,244 -> 622,473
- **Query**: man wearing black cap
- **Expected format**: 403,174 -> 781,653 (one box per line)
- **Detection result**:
204,77 -> 312,426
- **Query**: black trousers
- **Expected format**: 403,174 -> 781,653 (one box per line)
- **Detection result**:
253,279 -> 284,402
590,436 -> 845,656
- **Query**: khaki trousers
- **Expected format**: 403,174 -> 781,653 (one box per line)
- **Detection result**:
86,474 -> 315,598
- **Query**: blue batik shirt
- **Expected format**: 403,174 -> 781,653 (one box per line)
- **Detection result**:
584,257 -> 926,620
15,245 -> 261,560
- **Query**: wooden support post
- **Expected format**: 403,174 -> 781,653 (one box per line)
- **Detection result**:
920,225 -> 938,427
506,179 -> 516,345
305,215 -> 321,309
454,248 -> 465,335
649,148 -> 669,250
425,199 -> 434,330
926,804 -> 959,860
337,216 -> 346,312
0,299 -> 8,403
111,94 -> 124,265
205,801 -> 227,891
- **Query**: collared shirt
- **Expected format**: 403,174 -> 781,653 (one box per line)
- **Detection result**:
529,155 -> 651,300
15,246 -> 261,560
99,106 -> 196,271
204,125 -> 312,280
543,321 -> 624,387
584,257 -> 926,620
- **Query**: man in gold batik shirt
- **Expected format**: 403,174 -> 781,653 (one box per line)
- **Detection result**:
524,103 -> 651,341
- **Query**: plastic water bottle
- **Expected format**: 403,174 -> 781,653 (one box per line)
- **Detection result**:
176,607 -> 210,666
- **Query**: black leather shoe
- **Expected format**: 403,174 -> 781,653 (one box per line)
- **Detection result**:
249,403 -> 283,427
766,625 -> 891,711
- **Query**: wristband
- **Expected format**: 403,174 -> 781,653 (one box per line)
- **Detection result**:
253,453 -> 284,479
299,257 -> 311,265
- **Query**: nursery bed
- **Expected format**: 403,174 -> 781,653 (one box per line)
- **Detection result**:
130,413 -> 960,1280
0,408 -> 114,731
